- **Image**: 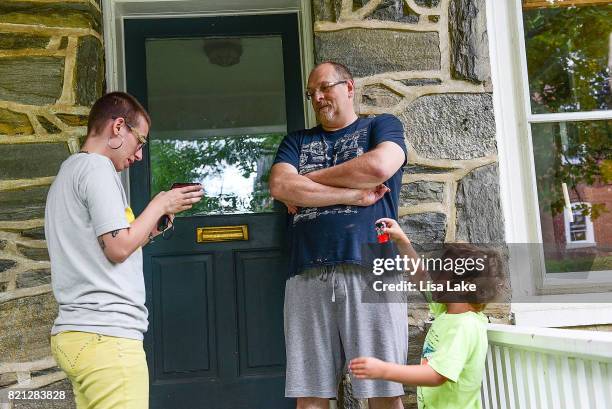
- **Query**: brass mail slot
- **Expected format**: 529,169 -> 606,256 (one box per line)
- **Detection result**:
197,225 -> 249,243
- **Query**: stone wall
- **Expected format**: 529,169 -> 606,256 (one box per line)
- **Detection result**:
312,1 -> 507,407
0,1 -> 104,407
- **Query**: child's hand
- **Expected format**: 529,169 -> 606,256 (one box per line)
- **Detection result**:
376,218 -> 410,244
349,357 -> 388,380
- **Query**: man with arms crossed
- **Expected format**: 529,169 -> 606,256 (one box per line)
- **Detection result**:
270,62 -> 408,409
45,92 -> 203,409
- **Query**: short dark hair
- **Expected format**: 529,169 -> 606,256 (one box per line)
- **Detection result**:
87,92 -> 151,137
314,61 -> 354,81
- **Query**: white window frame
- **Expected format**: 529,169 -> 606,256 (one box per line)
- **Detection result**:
101,0 -> 316,198
564,202 -> 596,248
486,0 -> 612,326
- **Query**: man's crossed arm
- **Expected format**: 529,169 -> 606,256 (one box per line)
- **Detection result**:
305,141 -> 405,189
269,141 -> 405,210
269,163 -> 390,209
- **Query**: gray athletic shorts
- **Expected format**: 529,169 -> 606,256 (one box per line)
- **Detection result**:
284,264 -> 408,399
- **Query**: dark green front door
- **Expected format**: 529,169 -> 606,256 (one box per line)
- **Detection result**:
124,14 -> 304,409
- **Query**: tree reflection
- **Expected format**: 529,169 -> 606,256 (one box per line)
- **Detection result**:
524,3 -> 611,219
533,121 -> 611,219
524,4 -> 611,113
150,133 -> 284,215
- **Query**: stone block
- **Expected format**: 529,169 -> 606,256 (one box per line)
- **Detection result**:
0,372 -> 18,387
353,0 -> 419,23
30,367 -> 59,377
37,116 -> 61,134
17,245 -> 50,262
0,259 -> 17,273
455,163 -> 505,243
0,108 -> 33,135
0,143 -> 69,180
56,114 -> 88,127
0,2 -> 101,32
0,57 -> 64,105
403,310 -> 429,409
312,0 -> 342,22
75,36 -> 104,106
21,227 -> 46,240
399,212 -> 446,251
315,29 -> 440,77
449,0 -> 490,83
399,94 -> 496,160
402,300 -> 431,409
361,84 -> 402,107
0,186 -> 50,221
59,37 -> 69,50
408,318 -> 428,364
337,374 -> 366,409
16,269 -> 51,288
0,33 -> 49,49
483,303 -> 511,322
402,390 -> 418,409
405,164 -> 455,174
400,78 -> 442,87
0,292 -> 57,362
414,0 -> 440,6
400,181 -> 445,205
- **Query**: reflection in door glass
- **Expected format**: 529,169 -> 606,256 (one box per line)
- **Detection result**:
150,133 -> 283,215
145,35 -> 287,215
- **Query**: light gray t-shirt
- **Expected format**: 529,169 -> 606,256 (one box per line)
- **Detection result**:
45,153 -> 148,340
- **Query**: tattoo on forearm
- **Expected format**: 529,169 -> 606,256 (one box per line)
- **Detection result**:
110,229 -> 120,238
98,236 -> 105,250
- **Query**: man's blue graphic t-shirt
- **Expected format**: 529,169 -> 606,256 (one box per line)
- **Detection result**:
273,114 -> 407,276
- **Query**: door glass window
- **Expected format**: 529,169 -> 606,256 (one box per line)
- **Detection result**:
145,36 -> 287,215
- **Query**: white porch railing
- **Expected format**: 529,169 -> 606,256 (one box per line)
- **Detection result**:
482,323 -> 612,409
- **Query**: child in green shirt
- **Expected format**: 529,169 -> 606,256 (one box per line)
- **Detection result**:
350,218 -> 505,409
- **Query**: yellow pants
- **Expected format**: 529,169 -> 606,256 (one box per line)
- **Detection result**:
50,331 -> 149,409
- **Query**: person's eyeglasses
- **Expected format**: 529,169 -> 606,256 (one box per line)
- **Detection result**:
305,80 -> 348,100
125,122 -> 148,149
112,115 -> 148,149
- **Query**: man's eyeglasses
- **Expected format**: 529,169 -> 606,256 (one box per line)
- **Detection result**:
305,80 -> 348,100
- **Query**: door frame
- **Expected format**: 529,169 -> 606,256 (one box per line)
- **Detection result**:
101,0 -> 316,197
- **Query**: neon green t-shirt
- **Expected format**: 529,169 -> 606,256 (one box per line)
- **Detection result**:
417,296 -> 488,409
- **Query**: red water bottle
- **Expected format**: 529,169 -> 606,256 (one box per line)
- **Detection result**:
375,222 -> 390,244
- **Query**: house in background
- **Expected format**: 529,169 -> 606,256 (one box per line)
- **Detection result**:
0,0 -> 610,408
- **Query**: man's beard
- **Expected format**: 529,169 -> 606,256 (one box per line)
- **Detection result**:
316,105 -> 335,123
